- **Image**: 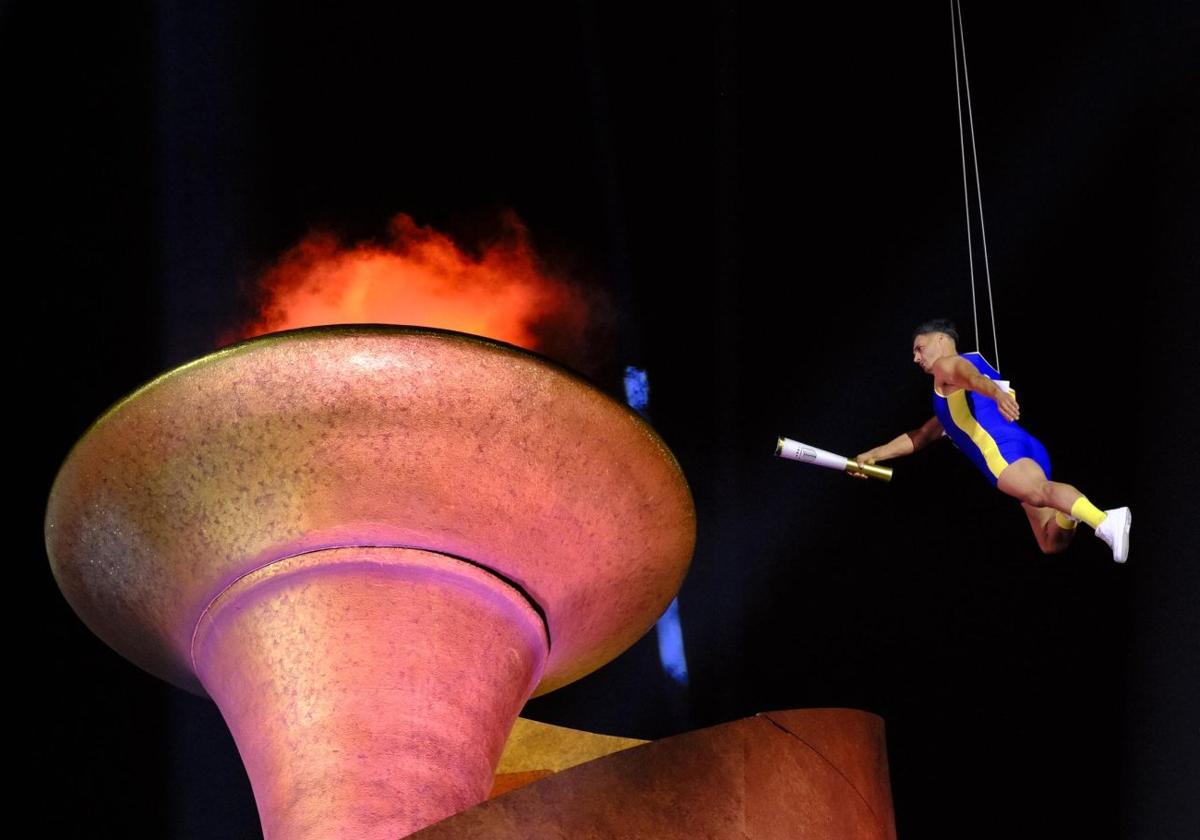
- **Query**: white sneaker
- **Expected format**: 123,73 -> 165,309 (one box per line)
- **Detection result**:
1095,507 -> 1132,564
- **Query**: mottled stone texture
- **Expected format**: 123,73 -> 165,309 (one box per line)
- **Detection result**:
45,327 -> 698,838
193,547 -> 547,839
46,327 -> 695,697
414,709 -> 896,840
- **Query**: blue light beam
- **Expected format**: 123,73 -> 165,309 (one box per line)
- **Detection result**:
624,365 -> 689,686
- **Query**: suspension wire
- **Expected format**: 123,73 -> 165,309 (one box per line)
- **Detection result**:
950,1 -> 978,357
951,0 -> 1000,371
955,0 -> 1000,371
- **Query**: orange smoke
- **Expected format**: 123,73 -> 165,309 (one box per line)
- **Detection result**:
238,213 -> 592,362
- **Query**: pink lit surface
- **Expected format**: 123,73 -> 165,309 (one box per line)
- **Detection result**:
195,548 -> 547,838
46,326 -> 696,838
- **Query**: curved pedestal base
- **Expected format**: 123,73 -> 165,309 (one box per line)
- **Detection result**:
192,547 -> 549,839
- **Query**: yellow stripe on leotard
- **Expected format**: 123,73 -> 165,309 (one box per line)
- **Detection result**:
945,389 -> 1010,479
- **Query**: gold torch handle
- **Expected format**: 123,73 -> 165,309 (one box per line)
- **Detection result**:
844,460 -> 893,482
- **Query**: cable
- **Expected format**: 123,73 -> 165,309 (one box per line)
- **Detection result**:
951,0 -> 1001,370
951,0 -> 979,355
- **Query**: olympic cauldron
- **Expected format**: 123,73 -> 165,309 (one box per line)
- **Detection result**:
46,326 -> 695,838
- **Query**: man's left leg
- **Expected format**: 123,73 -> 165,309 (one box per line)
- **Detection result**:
997,458 -> 1131,562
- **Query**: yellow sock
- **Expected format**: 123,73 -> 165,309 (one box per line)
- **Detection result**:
1070,496 -> 1107,529
1055,512 -> 1078,530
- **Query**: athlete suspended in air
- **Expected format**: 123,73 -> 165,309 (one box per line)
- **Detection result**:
854,318 -> 1131,563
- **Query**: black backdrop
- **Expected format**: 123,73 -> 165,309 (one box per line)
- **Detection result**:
12,2 -> 1197,837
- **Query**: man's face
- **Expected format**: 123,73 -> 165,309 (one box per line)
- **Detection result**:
912,332 -> 948,374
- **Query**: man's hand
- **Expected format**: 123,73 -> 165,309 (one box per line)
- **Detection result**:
851,451 -> 878,480
851,429 -> 922,479
994,388 -> 1020,422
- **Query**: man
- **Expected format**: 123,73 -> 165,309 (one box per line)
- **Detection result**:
854,318 -> 1131,562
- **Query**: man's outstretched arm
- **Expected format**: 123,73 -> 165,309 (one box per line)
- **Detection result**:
854,415 -> 944,472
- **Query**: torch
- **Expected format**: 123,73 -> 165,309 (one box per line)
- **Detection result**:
774,436 -> 893,482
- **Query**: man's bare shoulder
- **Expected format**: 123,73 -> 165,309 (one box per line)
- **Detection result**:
931,354 -> 969,376
931,354 -> 975,391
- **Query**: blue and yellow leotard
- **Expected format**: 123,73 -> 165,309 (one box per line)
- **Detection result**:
933,352 -> 1052,486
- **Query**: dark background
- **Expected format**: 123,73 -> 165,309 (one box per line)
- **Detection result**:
11,1 -> 1197,837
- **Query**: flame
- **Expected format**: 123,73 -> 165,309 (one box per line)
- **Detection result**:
238,213 -> 592,361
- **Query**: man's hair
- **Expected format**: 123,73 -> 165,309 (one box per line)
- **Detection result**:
912,318 -> 959,345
